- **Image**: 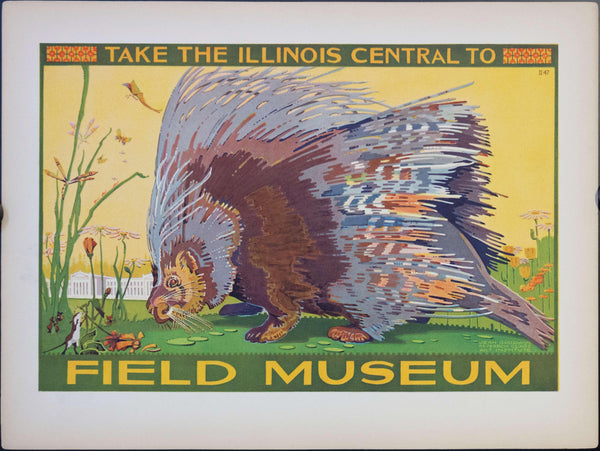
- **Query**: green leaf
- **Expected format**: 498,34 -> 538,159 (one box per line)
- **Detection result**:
167,338 -> 195,346
80,329 -> 97,346
83,341 -> 106,352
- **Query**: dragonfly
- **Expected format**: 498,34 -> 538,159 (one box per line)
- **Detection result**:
44,157 -> 97,198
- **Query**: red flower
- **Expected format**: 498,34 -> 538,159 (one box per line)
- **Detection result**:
83,237 -> 97,257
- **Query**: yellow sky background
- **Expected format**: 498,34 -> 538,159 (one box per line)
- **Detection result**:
42,65 -> 555,272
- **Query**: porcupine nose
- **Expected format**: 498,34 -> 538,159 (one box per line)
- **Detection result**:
146,296 -> 171,323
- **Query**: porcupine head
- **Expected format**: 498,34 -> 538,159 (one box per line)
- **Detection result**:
146,67 -> 554,349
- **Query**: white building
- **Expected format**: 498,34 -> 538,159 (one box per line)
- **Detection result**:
48,271 -> 153,300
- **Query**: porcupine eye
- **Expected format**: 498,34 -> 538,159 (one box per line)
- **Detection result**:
166,275 -> 180,289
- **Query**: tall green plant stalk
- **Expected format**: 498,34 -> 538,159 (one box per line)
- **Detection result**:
44,65 -> 147,316
112,240 -> 131,321
99,234 -> 106,309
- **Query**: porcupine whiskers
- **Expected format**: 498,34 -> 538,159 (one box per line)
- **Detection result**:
167,309 -> 196,332
171,306 -> 213,330
165,305 -> 213,332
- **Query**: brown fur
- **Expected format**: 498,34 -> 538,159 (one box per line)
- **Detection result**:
244,186 -> 320,342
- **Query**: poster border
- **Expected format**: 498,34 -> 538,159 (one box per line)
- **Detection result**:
2,1 -> 598,449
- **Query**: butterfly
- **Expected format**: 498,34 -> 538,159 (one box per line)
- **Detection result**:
97,155 -> 107,164
115,129 -> 132,145
44,157 -> 97,198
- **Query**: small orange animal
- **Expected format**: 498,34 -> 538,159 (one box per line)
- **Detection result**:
122,80 -> 161,113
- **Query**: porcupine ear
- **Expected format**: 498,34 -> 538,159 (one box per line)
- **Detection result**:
175,249 -> 200,274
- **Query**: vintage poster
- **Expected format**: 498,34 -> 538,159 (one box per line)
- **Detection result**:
38,44 -> 558,391
2,2 -> 598,450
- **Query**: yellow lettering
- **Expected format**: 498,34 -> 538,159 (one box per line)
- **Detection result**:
370,47 -> 384,64
197,361 -> 236,385
443,361 -> 479,385
283,47 -> 299,64
153,46 -> 167,63
135,46 -> 150,63
195,46 -> 212,63
214,46 -> 228,64
446,48 -> 459,64
102,360 -> 112,385
402,48 -> 415,64
327,47 -> 342,64
351,48 -> 368,64
486,361 -> 530,385
480,48 -> 496,64
161,361 -> 191,385
105,46 -> 120,62
245,47 -> 258,64
318,361 -> 354,385
466,48 -> 479,64
300,47 -> 317,64
118,361 -> 154,385
178,46 -> 193,63
67,360 -> 98,385
361,361 -> 394,385
417,48 -> 430,64
117,47 -> 134,63
261,47 -> 275,64
265,361 -> 311,385
400,361 -> 436,385
431,49 -> 446,64
385,48 -> 400,64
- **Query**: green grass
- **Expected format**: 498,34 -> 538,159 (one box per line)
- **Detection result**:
42,309 -> 553,357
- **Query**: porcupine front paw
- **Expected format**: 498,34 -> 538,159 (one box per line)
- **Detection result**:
245,314 -> 299,343
328,325 -> 372,343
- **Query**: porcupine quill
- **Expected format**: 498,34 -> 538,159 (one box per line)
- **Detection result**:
146,67 -> 554,349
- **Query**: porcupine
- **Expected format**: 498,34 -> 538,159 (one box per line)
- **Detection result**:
146,67 -> 554,349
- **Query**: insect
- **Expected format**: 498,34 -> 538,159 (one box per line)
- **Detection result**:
68,118 -> 99,142
122,80 -> 161,113
115,129 -> 132,145
97,155 -> 107,164
44,157 -> 97,198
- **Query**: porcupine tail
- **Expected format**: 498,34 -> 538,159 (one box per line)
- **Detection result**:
318,84 -> 554,348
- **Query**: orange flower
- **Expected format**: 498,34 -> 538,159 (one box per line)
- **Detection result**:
545,263 -> 554,268
519,265 -> 531,280
526,297 -> 536,301
104,331 -> 144,353
103,330 -> 120,351
544,288 -> 555,293
540,295 -> 548,299
532,275 -> 544,285
509,256 -> 520,268
83,237 -> 97,257
524,247 -> 537,259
